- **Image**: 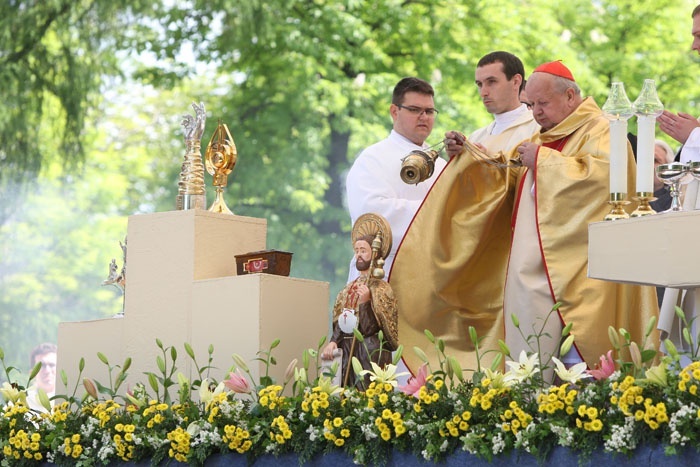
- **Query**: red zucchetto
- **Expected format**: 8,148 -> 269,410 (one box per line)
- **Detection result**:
533,60 -> 575,81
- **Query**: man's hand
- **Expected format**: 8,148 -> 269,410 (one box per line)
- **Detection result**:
445,130 -> 466,158
658,110 -> 699,144
517,142 -> 540,169
321,341 -> 338,360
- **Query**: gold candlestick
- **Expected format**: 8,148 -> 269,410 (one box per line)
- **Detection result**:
604,193 -> 631,221
630,192 -> 657,217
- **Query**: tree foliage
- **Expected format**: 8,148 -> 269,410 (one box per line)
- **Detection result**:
1,0 -> 699,372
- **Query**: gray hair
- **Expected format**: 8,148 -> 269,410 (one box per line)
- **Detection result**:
655,139 -> 675,164
551,76 -> 581,96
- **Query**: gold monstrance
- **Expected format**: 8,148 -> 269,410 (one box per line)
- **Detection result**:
205,121 -> 238,214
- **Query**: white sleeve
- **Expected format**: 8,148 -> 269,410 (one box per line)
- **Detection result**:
346,155 -> 422,244
680,128 -> 700,163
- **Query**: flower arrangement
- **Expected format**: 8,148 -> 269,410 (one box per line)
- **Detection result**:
1,306 -> 700,466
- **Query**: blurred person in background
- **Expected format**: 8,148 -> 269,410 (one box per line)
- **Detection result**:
27,342 -> 57,412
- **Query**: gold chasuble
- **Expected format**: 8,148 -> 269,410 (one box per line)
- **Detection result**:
390,97 -> 659,376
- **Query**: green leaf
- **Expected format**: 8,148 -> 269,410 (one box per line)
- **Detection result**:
490,353 -> 503,372
448,356 -> 463,382
303,349 -> 310,369
413,346 -> 429,363
147,373 -> 159,393
184,342 -> 195,359
391,345 -> 404,365
28,362 -> 42,381
468,326 -> 478,345
37,388 -> 52,413
353,328 -> 365,343
498,340 -> 511,357
260,376 -> 273,387
97,352 -> 109,365
562,322 -> 573,336
641,349 -> 658,363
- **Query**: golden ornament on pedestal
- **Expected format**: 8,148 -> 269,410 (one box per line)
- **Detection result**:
205,121 -> 238,215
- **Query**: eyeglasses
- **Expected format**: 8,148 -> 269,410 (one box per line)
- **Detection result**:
397,104 -> 439,117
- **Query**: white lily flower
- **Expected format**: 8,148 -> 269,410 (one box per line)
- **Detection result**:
504,351 -> 540,382
644,362 -> 668,387
0,382 -> 27,405
198,379 -> 226,404
484,368 -> 516,389
187,421 -> 202,437
552,357 -> 592,384
314,376 -> 343,396
359,362 -> 409,387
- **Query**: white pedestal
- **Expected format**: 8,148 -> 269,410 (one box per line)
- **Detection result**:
588,210 -> 700,288
57,210 -> 329,394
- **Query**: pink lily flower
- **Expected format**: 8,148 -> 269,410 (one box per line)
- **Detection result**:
588,350 -> 615,381
223,369 -> 252,394
399,363 -> 429,398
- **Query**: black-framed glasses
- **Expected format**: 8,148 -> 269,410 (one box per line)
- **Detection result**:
397,104 -> 439,117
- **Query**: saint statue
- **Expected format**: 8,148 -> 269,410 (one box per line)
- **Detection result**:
321,213 -> 399,389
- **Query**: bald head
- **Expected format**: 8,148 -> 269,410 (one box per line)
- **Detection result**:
525,72 -> 583,131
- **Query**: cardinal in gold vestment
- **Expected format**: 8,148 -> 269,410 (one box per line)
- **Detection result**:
390,61 -> 659,378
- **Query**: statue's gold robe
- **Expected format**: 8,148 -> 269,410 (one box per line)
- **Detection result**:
390,97 -> 659,375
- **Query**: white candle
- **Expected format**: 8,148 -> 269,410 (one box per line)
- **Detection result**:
609,118 -> 627,194
636,114 -> 655,194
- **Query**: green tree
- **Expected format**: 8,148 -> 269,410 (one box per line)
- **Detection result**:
0,0 -> 172,225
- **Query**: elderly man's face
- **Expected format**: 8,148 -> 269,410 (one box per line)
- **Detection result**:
525,74 -> 577,131
692,14 -> 700,54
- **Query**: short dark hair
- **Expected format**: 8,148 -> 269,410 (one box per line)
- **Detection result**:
693,4 -> 700,17
30,342 -> 57,367
392,77 -> 434,105
477,51 -> 526,92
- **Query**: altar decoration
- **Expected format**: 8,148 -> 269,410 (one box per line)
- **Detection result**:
205,120 -> 238,215
176,102 -> 207,211
631,79 -> 664,217
2,313 -> 700,467
601,82 -> 633,220
235,249 -> 293,276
